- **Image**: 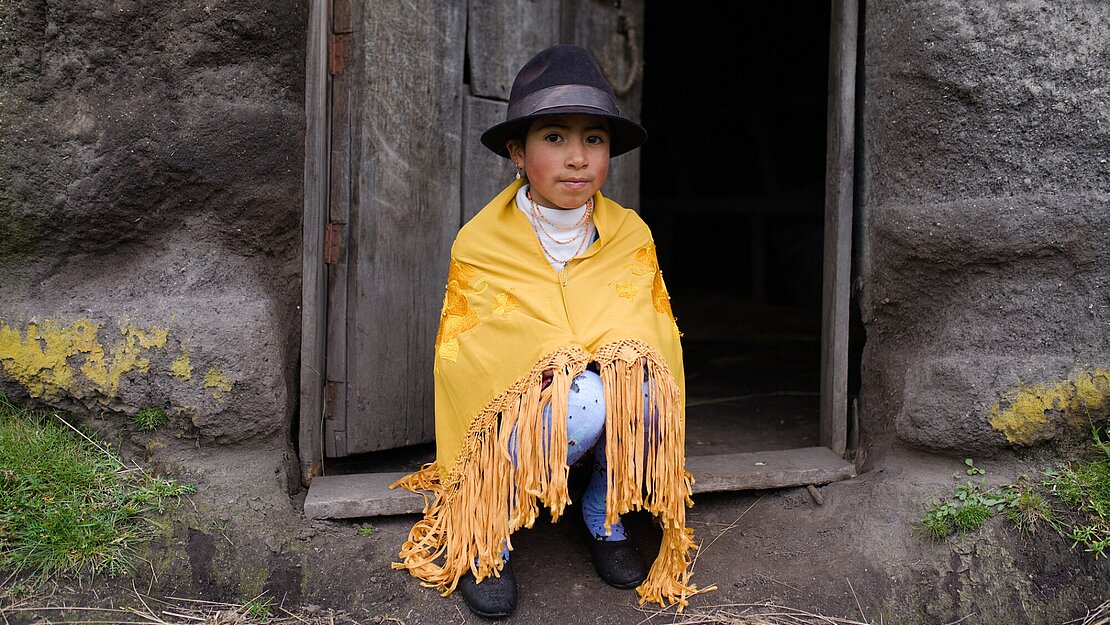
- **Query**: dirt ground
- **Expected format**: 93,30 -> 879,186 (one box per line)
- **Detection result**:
3,442 -> 1107,625
314,449 -> 1107,625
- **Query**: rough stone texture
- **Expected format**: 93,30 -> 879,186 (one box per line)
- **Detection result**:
1,303 -> 285,446
862,0 -> 1107,205
858,0 -> 1110,463
0,1 -> 306,466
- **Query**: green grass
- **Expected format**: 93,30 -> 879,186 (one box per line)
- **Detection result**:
1043,422 -> 1110,557
241,594 -> 273,620
917,476 -> 1007,540
0,394 -> 194,578
918,422 -> 1110,559
1001,479 -> 1056,535
131,407 -> 167,431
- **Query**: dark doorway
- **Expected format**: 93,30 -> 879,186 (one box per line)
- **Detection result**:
640,3 -> 833,456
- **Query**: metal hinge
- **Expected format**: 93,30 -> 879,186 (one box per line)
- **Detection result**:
324,222 -> 342,265
329,32 -> 350,75
322,381 -> 337,421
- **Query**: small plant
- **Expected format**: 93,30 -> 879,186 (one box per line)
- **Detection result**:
242,595 -> 273,620
919,500 -> 957,540
131,407 -> 167,431
358,523 -> 375,537
916,463 -> 1008,541
5,582 -> 29,599
964,458 -> 985,476
1069,525 -> 1109,558
953,501 -> 991,532
1000,479 -> 1055,535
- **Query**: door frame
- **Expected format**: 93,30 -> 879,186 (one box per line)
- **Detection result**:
299,0 -> 330,485
819,0 -> 858,457
298,0 -> 860,487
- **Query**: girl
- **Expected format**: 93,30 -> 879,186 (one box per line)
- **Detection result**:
391,44 -> 705,619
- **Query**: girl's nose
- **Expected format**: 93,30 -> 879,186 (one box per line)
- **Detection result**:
565,140 -> 588,168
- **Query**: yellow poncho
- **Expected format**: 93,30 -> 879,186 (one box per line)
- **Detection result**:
392,178 -> 705,609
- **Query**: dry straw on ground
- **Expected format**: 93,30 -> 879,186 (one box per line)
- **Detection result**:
2,592 -> 1107,625
633,599 -> 1109,625
0,590 -> 364,625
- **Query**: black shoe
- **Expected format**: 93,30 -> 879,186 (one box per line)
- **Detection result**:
458,560 -> 517,620
588,537 -> 647,589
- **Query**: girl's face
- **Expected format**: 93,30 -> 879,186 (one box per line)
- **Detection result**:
507,114 -> 611,210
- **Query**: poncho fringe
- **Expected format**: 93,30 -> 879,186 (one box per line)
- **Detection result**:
390,338 -> 704,610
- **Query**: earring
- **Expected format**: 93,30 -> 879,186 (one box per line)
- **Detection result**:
515,165 -> 525,180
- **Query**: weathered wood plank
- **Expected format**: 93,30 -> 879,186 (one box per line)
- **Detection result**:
323,255 -> 348,453
819,0 -> 858,457
685,446 -> 856,494
331,0 -> 351,34
464,1 -> 558,223
606,150 -> 642,213
328,68 -> 351,225
304,446 -> 856,519
562,0 -> 645,210
344,0 -> 466,453
330,418 -> 346,458
298,0 -> 330,486
323,51 -> 352,455
462,96 -> 516,225
467,0 -> 560,99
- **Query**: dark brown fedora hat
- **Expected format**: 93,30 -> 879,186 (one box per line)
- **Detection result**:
480,44 -> 647,159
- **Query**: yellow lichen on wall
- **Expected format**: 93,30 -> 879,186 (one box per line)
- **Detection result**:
0,319 -> 94,398
990,367 -> 1110,445
130,324 -> 169,350
171,351 -> 194,381
0,318 -> 169,401
1073,369 -> 1109,413
81,324 -> 169,393
203,367 -> 233,401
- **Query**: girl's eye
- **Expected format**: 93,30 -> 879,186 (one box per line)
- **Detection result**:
586,134 -> 607,145
543,133 -> 563,143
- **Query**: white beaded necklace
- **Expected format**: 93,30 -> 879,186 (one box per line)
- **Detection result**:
519,186 -> 596,271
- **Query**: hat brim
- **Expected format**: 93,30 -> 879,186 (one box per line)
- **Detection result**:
480,106 -> 648,159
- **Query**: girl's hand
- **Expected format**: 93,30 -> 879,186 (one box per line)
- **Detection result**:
541,369 -> 553,390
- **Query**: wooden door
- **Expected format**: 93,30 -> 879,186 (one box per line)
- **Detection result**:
333,1 -> 466,457
301,0 -> 861,505
300,0 -> 647,477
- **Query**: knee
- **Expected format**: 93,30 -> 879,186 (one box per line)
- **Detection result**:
575,369 -> 604,398
568,369 -> 606,431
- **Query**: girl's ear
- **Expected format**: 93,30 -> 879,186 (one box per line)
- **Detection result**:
506,140 -> 524,166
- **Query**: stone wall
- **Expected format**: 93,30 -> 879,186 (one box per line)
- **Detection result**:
0,0 -> 307,482
858,0 -> 1109,462
3,0 -> 1107,492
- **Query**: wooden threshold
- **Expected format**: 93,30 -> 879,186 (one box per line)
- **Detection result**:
303,446 -> 856,520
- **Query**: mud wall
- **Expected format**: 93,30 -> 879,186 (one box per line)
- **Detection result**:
857,0 -> 1109,462
0,1 -> 307,482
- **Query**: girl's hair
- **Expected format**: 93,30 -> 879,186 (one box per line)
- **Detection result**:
508,123 -> 529,152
